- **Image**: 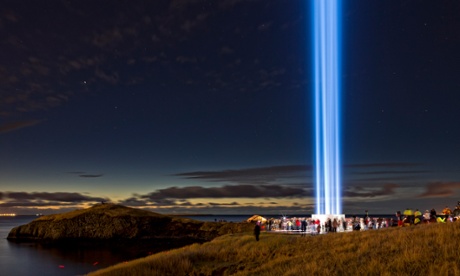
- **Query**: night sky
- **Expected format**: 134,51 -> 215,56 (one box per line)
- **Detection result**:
1,0 -> 459,215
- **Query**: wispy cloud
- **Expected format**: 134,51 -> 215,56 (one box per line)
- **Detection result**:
1,162 -> 452,213
208,202 -> 240,206
2,192 -> 108,206
118,197 -> 150,207
350,176 -> 417,183
79,174 -> 104,178
0,201 -> 77,208
66,172 -> 104,178
344,184 -> 399,198
344,162 -> 429,184
0,120 -> 42,133
417,182 -> 460,198
353,170 -> 429,175
175,163 -> 425,186
346,163 -> 423,168
141,184 -> 308,201
139,203 -> 315,215
174,165 -> 310,184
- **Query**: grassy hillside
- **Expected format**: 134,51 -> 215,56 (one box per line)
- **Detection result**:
89,222 -> 460,276
8,204 -> 253,241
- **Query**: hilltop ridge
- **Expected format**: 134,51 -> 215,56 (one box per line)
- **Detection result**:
7,203 -> 253,242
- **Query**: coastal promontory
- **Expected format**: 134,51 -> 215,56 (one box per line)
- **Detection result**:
7,204 -> 253,242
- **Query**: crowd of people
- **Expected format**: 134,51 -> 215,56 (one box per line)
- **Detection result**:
253,202 -> 460,236
397,203 -> 460,225
263,216 -> 345,233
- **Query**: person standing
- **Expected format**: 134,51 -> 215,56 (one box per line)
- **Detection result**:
332,218 -> 338,232
403,208 -> 413,225
414,209 -> 422,225
442,206 -> 452,216
301,219 -> 307,233
254,223 -> 261,241
430,208 -> 437,223
396,211 -> 403,227
423,210 -> 430,223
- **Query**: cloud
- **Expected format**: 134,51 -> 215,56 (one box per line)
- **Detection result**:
346,163 -> 422,168
208,202 -> 240,206
117,197 -> 150,207
139,203 -> 315,215
92,28 -> 124,48
119,196 -> 180,207
0,120 -> 42,133
141,184 -> 308,200
118,192 -> 316,214
344,183 -> 398,198
417,182 -> 460,198
175,163 -> 425,186
354,170 -> 429,175
344,162 -> 429,184
79,174 -> 104,178
95,69 -> 119,84
4,192 -> 108,203
174,165 -> 310,184
66,172 -> 104,178
350,176 -> 416,183
0,201 -> 76,208
177,201 -> 195,206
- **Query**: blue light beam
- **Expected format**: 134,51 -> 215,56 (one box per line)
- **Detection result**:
313,0 -> 342,215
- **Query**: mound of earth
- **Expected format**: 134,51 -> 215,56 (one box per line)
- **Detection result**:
7,204 -> 253,243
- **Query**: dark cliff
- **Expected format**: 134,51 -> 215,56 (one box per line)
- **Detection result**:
7,204 -> 253,242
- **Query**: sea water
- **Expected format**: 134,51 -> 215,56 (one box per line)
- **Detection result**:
0,215 -> 253,275
1,216 -> 135,275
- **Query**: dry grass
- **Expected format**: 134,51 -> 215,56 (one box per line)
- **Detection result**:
88,222 -> 460,276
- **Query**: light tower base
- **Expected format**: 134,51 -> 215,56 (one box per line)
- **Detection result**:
311,214 -> 346,233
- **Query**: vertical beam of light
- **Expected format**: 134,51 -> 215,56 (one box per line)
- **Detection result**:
313,0 -> 342,215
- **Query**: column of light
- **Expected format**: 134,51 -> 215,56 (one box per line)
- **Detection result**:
313,0 -> 342,215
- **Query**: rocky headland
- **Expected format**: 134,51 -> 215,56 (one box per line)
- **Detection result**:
7,204 -> 253,244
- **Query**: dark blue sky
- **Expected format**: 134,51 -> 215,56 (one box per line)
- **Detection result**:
1,0 -> 459,215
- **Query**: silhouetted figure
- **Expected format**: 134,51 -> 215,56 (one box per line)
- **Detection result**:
332,218 -> 338,232
430,208 -> 437,223
326,218 -> 332,232
254,224 -> 261,241
396,211 -> 403,227
301,219 -> 307,232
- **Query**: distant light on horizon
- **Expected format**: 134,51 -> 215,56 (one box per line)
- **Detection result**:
313,0 -> 342,215
0,213 -> 16,217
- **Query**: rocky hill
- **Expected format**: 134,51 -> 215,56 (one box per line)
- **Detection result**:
7,204 -> 254,243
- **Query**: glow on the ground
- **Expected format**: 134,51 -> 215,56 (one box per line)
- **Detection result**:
313,0 -> 342,215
